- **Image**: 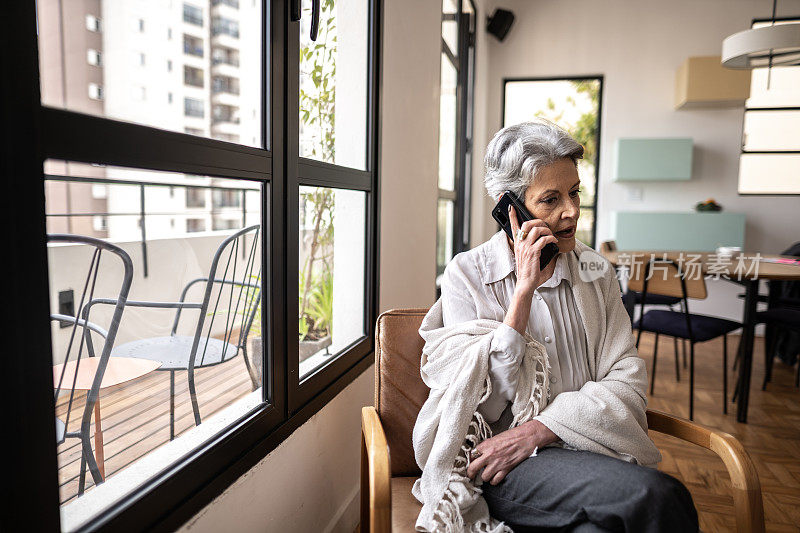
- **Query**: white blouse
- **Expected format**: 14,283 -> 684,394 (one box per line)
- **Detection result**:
440,230 -> 592,433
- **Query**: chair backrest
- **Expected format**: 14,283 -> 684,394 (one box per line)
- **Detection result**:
375,308 -> 430,477
627,257 -> 707,300
174,224 -> 262,370
50,234 -> 133,438
599,240 -> 617,254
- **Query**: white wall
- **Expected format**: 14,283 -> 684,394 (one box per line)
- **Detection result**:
470,0 -> 800,323
179,0 -> 442,530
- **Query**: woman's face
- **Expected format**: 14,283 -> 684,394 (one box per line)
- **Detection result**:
520,158 -> 581,254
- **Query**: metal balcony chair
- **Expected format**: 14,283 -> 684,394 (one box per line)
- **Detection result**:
360,308 -> 764,532
631,258 -> 741,420
600,240 -> 688,372
50,234 -> 134,495
102,225 -> 262,439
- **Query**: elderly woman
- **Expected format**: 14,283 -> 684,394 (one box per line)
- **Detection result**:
432,119 -> 698,532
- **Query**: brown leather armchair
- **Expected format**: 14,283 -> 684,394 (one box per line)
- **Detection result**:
361,308 -> 765,532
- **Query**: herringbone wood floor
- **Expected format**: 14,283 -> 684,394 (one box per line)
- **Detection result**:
639,332 -> 800,532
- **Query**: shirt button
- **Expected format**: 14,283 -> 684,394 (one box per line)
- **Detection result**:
544,336 -> 552,343
550,376 -> 558,384
537,295 -> 543,300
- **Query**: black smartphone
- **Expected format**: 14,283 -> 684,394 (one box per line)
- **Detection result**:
491,191 -> 559,270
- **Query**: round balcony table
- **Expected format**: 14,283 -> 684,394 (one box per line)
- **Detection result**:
601,249 -> 800,423
52,357 -> 161,478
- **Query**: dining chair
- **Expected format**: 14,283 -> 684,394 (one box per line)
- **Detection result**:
49,234 -> 134,495
758,303 -> 800,390
601,240 -> 688,373
630,258 -> 741,420
98,225 -> 261,440
360,308 -> 764,532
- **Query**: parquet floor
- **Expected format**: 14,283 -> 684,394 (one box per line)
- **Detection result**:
55,355 -> 254,504
638,332 -> 800,532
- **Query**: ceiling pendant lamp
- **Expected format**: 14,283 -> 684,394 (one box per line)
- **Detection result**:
721,0 -> 800,69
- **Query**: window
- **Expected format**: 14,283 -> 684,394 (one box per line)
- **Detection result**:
183,3 -> 204,26
184,97 -> 204,117
88,82 -> 103,100
183,34 -> 204,57
138,18 -> 145,32
212,103 -> 239,123
212,16 -> 239,38
184,65 -> 205,87
168,92 -> 173,104
186,186 -> 207,207
86,14 -> 102,32
213,0 -> 240,8
168,27 -> 173,39
36,2 -> 260,148
87,49 -> 102,66
212,46 -> 240,66
212,75 -> 240,94
186,217 -> 207,232
18,0 -> 379,529
502,77 -> 603,248
435,0 -> 476,292
738,18 -> 800,195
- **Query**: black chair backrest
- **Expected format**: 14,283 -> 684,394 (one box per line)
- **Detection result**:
49,234 -> 133,439
172,224 -> 261,371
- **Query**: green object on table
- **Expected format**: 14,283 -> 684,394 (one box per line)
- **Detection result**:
611,211 -> 745,252
614,138 -> 693,181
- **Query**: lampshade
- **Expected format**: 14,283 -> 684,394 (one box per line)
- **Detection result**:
722,22 -> 800,69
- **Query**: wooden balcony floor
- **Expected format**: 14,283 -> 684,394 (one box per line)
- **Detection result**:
55,354 -> 255,505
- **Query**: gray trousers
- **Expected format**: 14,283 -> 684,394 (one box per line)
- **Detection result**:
479,447 -> 698,532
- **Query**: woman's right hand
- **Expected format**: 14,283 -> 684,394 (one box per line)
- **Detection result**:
508,205 -> 558,295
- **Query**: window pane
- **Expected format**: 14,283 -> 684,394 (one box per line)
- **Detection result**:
743,110 -> 800,151
299,0 -> 368,170
442,0 -> 459,58
437,199 -> 455,272
577,207 -> 594,247
438,54 -> 458,191
36,0 -> 263,148
738,153 -> 800,194
504,79 -> 601,237
298,186 -> 366,380
44,160 -> 265,526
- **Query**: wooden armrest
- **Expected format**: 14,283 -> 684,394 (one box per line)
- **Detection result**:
361,406 -> 391,533
646,409 -> 764,533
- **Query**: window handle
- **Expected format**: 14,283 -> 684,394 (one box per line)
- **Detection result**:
289,0 -> 319,42
290,0 -> 301,22
310,0 -> 320,41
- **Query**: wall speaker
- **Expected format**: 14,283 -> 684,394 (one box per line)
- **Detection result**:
487,9 -> 515,41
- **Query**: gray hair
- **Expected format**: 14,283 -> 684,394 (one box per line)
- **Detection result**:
483,119 -> 584,201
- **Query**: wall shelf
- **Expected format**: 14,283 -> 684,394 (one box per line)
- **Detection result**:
614,138 -> 693,181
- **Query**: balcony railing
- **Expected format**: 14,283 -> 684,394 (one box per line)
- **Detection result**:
44,175 -> 255,277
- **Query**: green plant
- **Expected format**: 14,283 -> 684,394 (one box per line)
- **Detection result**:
299,0 -> 337,162
299,315 -> 309,341
307,270 -> 333,334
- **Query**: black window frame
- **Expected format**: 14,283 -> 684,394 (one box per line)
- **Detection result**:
435,0 -> 476,292
3,0 -> 381,530
500,75 -> 604,249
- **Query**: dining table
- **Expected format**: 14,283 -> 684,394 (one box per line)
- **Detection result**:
600,249 -> 800,423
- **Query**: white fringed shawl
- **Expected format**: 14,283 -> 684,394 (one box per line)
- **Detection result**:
411,297 -> 550,532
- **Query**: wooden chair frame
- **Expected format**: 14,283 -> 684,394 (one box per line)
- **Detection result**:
361,309 -> 765,533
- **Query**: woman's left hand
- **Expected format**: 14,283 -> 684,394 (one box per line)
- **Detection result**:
466,420 -> 558,485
